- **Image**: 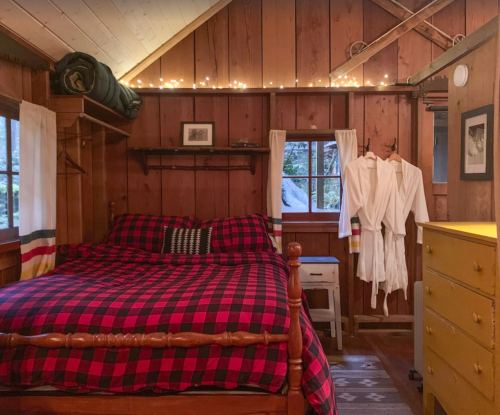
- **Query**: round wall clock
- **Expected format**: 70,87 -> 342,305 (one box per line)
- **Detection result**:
453,64 -> 468,87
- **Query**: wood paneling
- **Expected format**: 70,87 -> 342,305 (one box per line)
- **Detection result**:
262,0 -> 296,88
195,7 -> 229,88
296,0 -> 330,88
448,37 -> 497,221
228,0 -> 262,88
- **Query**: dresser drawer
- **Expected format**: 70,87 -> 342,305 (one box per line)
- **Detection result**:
424,348 -> 497,415
423,271 -> 495,348
423,231 -> 496,295
424,309 -> 495,400
298,264 -> 337,283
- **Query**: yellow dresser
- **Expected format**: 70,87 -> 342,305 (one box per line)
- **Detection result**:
421,223 -> 499,415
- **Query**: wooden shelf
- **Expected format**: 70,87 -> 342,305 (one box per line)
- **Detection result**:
50,95 -> 129,124
134,86 -> 418,95
129,147 -> 270,176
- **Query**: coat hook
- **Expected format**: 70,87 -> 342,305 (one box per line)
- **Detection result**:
391,138 -> 397,153
365,138 -> 371,152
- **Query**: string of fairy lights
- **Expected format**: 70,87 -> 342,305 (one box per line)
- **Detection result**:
120,74 -> 392,89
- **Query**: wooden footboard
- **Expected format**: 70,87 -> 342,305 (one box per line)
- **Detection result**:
0,242 -> 305,415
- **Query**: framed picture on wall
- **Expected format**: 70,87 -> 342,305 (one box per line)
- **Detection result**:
181,122 -> 215,147
461,104 -> 494,181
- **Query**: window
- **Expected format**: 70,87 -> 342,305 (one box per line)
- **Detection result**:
0,108 -> 19,243
282,136 -> 341,221
433,112 -> 448,183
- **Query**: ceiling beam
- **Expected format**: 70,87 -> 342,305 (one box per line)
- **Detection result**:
119,0 -> 233,83
370,0 -> 453,50
408,15 -> 499,85
329,0 -> 456,80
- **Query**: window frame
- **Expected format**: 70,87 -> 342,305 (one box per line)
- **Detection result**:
0,105 -> 19,243
282,134 -> 341,222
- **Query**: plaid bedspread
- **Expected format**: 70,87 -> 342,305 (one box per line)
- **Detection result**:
0,244 -> 336,415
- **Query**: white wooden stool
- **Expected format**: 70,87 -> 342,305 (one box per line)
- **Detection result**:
299,256 -> 342,350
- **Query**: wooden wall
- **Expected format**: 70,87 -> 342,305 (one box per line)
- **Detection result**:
448,36 -> 497,221
122,0 -> 499,320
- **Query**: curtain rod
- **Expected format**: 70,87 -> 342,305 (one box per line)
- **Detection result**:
0,92 -> 22,105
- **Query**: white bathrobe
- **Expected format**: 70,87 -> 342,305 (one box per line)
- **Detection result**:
339,156 -> 406,309
381,159 -> 429,315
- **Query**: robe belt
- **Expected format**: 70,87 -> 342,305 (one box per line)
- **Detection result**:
360,225 -> 382,232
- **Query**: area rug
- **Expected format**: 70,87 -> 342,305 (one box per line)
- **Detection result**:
329,355 -> 414,415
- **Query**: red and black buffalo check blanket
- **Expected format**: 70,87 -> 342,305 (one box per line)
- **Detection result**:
0,244 -> 336,415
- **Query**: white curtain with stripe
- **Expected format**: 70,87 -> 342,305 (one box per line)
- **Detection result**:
267,130 -> 286,254
19,101 -> 57,280
335,129 -> 360,253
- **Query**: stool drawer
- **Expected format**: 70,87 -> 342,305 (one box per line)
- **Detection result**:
299,264 -> 336,283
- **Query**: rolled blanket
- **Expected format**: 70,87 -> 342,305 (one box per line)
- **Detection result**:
54,52 -> 142,120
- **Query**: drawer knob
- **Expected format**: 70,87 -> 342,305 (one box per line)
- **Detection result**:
425,326 -> 433,335
425,286 -> 432,295
473,363 -> 482,374
472,313 -> 482,324
472,262 -> 482,272
426,245 -> 432,254
427,366 -> 434,375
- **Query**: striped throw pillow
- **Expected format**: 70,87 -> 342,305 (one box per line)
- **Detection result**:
162,227 -> 213,254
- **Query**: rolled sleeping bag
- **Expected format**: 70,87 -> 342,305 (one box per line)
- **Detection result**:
54,52 -> 142,120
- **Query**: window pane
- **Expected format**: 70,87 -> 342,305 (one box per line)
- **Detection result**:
11,119 -> 19,172
0,174 -> 8,229
312,141 -> 340,176
312,178 -> 341,212
282,178 -> 309,212
283,141 -> 309,176
13,175 -> 18,227
0,117 -> 6,171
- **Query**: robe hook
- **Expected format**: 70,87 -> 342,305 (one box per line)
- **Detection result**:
391,138 -> 397,153
366,138 -> 371,152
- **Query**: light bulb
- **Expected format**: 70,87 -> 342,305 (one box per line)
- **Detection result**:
131,84 -> 135,87
213,86 -> 216,89
159,86 -> 163,89
295,79 -> 298,82
384,74 -> 388,78
309,83 -> 313,87
318,79 -> 321,82
270,81 -> 273,85
344,75 -> 348,79
338,76 -> 341,79
137,80 -> 142,83
160,78 -> 163,81
280,85 -> 283,88
180,79 -> 184,82
125,82 -> 129,85
120,80 -> 124,83
234,80 -> 237,84
206,77 -> 210,81
150,84 -> 153,87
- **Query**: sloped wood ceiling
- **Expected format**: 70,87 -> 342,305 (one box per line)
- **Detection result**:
0,0 -> 231,79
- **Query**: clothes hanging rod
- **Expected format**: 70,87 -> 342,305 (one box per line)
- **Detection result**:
78,113 -> 131,138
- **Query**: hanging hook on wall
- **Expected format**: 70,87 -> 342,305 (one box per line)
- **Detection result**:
391,138 -> 397,153
365,138 -> 371,153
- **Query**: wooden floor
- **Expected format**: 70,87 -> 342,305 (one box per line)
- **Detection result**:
319,331 -> 446,415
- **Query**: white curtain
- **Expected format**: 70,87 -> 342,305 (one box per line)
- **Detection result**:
267,130 -> 286,254
335,129 -> 360,253
19,101 -> 57,280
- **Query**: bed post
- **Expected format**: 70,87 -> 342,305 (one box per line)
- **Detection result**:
287,242 -> 304,415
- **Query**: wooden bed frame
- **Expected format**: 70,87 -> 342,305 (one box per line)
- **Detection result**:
0,242 -> 306,415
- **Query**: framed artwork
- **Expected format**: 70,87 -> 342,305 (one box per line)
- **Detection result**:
461,104 -> 494,181
181,122 -> 215,147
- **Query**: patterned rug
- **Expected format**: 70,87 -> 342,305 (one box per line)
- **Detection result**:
329,355 -> 414,415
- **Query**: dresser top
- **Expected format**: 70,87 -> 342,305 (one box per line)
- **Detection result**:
418,222 -> 497,243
